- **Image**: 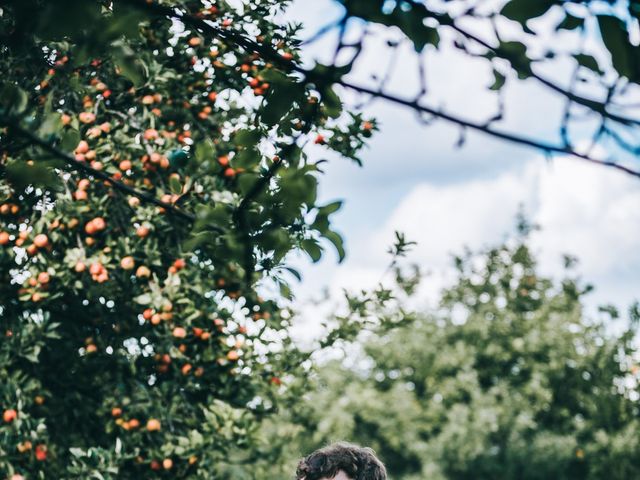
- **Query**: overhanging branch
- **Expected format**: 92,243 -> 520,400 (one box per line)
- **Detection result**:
337,80 -> 640,179
121,0 -> 640,180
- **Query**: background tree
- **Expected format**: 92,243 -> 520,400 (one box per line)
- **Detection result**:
255,227 -> 640,479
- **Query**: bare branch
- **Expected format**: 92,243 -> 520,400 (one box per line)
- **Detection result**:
337,80 -> 640,178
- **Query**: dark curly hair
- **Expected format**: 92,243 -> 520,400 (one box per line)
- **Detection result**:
295,442 -> 387,480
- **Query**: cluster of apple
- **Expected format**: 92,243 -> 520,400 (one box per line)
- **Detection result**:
3,408 -> 47,474
111,407 -> 162,433
17,271 -> 51,303
2,232 -> 51,257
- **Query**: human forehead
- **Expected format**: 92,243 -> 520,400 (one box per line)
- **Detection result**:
320,471 -> 352,480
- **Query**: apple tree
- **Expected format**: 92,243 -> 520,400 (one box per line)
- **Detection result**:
0,0 -> 374,478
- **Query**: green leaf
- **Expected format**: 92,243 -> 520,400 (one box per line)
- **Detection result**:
194,139 -> 215,163
22,345 -> 41,363
183,231 -> 211,251
261,86 -> 302,126
134,293 -> 152,305
597,15 -> 639,81
301,239 -> 323,263
278,170 -> 317,207
573,54 -> 602,74
38,113 -> 63,137
234,148 -> 261,170
169,176 -> 182,195
102,8 -> 146,41
260,227 -> 291,262
499,41 -> 532,78
0,83 -> 28,116
234,129 -> 261,147
69,448 -> 86,458
113,43 -> 148,87
237,173 -> 259,195
501,0 -> 556,31
60,129 -> 81,153
257,70 -> 305,125
556,13 -> 584,31
318,200 -> 342,216
323,230 -> 346,262
6,159 -> 62,190
489,70 -> 506,91
321,87 -> 342,119
413,26 -> 440,51
278,280 -> 293,300
344,1 -> 439,51
194,204 -> 231,231
283,266 -> 302,282
34,0 -> 102,42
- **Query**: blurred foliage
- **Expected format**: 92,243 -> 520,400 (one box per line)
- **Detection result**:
331,0 -> 640,176
254,229 -> 640,480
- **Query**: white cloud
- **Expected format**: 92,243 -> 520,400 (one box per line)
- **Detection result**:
375,157 -> 640,295
531,158 -> 640,277
369,164 -> 536,270
294,157 -> 640,341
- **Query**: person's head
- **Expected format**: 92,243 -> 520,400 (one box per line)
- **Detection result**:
295,442 -> 387,480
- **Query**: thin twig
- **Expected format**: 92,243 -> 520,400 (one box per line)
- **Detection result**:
336,81 -> 640,178
446,20 -> 640,127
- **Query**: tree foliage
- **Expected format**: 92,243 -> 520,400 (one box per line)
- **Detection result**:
260,232 -> 640,480
0,0 -> 374,478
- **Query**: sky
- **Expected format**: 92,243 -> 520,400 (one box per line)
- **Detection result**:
281,0 -> 640,341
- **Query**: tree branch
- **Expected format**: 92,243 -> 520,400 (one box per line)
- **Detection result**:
445,20 -> 640,128
337,81 -> 640,178
2,119 -> 198,222
121,0 -> 640,180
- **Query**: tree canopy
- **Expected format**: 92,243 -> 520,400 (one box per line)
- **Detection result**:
257,230 -> 640,480
0,0 -> 374,477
